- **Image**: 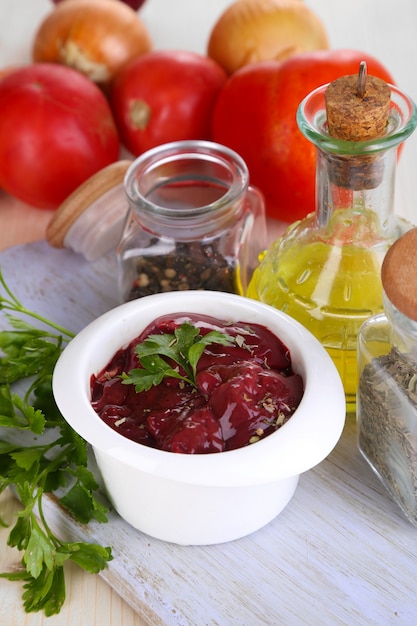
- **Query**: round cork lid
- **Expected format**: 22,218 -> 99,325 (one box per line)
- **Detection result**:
46,159 -> 133,248
381,228 -> 417,321
325,61 -> 391,141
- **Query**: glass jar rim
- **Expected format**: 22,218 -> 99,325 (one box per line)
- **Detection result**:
297,83 -> 417,155
123,140 -> 250,222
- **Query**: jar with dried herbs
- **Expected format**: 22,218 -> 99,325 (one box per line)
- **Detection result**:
357,227 -> 417,526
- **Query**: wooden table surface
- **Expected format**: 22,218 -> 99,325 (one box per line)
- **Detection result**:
1,1 -> 417,625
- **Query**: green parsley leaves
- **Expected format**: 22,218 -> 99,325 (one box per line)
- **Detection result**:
0,270 -> 112,616
122,322 -> 234,392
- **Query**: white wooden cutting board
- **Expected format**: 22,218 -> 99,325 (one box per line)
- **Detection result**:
0,241 -> 416,625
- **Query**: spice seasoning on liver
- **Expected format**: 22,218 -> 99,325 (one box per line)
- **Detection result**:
90,313 -> 304,453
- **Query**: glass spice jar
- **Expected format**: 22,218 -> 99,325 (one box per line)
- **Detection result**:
357,227 -> 417,527
247,68 -> 417,412
118,140 -> 266,302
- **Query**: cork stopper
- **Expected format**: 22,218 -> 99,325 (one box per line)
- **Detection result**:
324,62 -> 391,189
325,62 -> 391,141
381,228 -> 417,322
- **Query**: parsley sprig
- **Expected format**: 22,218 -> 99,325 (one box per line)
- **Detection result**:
122,322 -> 234,392
0,269 -> 112,616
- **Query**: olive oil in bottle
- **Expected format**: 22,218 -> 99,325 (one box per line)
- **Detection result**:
247,210 -> 387,407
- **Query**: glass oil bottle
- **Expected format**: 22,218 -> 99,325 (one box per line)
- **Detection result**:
247,64 -> 417,411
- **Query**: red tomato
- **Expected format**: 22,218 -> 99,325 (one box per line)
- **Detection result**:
110,50 -> 228,155
0,66 -> 18,81
212,49 -> 395,223
0,63 -> 120,210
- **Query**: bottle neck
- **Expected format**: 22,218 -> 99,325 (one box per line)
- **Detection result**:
315,144 -> 397,238
297,82 -> 417,239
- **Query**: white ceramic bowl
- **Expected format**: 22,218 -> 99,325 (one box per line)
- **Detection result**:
52,291 -> 346,545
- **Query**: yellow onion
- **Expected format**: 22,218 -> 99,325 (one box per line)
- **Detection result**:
33,0 -> 153,87
207,0 -> 329,75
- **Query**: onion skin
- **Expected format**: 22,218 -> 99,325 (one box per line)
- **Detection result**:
52,0 -> 147,8
33,0 -> 153,87
207,0 -> 329,75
